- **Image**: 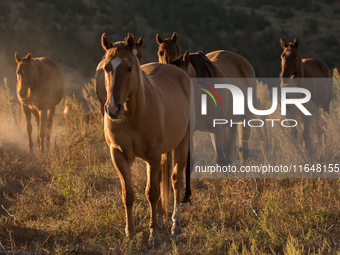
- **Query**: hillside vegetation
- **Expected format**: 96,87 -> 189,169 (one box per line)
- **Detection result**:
0,0 -> 339,96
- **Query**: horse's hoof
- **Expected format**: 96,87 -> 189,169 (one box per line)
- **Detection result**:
181,195 -> 191,204
125,228 -> 135,240
148,230 -> 162,249
171,223 -> 182,235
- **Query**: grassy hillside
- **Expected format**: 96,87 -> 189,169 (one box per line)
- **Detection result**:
0,0 -> 339,97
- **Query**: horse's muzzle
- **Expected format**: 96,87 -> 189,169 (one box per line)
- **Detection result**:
105,103 -> 123,119
280,72 -> 291,85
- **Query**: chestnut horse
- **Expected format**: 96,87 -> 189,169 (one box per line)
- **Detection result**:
101,33 -> 191,246
280,38 -> 332,147
158,34 -> 256,203
96,36 -> 143,114
156,32 -> 180,63
15,53 -> 64,153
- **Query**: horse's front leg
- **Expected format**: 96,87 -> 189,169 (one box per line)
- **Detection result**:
22,104 -> 33,153
146,150 -> 162,247
38,109 -> 47,153
110,147 -> 135,239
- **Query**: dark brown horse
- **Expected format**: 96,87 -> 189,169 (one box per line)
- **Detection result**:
159,35 -> 256,203
96,36 -> 143,114
101,33 -> 191,246
280,38 -> 332,147
15,53 -> 64,153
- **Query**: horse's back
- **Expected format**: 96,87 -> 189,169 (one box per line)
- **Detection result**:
303,58 -> 331,78
206,50 -> 256,78
33,57 -> 64,107
302,58 -> 332,112
141,62 -> 191,99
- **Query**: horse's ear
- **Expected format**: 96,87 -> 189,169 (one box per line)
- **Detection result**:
101,33 -> 113,51
280,38 -> 287,49
156,34 -> 163,45
15,52 -> 21,63
183,51 -> 190,67
26,53 -> 32,63
137,36 -> 143,48
164,51 -> 173,64
171,32 -> 178,43
125,33 -> 135,51
293,37 -> 299,50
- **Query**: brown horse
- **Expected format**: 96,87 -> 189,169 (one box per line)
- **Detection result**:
96,36 -> 143,114
159,36 -> 256,202
156,32 -> 180,63
280,37 -> 332,111
280,38 -> 332,147
101,33 -> 191,246
15,53 -> 64,153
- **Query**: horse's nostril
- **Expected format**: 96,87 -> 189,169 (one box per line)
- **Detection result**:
117,104 -> 122,112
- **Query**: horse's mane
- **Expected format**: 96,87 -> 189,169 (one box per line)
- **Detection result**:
189,51 -> 219,78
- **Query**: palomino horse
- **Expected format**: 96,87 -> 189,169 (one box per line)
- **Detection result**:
15,53 -> 64,153
96,36 -> 143,114
158,34 -> 256,203
101,33 -> 191,246
280,38 -> 332,148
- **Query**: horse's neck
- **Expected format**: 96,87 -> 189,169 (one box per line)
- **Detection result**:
295,54 -> 305,77
32,60 -> 46,85
126,69 -> 147,117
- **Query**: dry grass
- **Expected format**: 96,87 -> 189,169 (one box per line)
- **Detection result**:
1,79 -> 340,254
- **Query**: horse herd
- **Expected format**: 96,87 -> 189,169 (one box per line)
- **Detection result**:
13,32 -> 332,247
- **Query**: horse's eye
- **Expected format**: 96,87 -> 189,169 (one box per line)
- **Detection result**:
173,53 -> 176,56
127,67 -> 132,73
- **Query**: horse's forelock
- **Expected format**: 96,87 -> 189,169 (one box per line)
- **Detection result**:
21,58 -> 31,64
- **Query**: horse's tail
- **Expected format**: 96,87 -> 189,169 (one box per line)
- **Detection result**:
160,150 -> 172,219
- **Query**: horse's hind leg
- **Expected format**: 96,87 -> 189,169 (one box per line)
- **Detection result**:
32,110 -> 40,146
238,124 -> 250,164
22,104 -> 33,153
181,151 -> 192,203
46,107 -> 55,150
210,126 -> 229,165
228,126 -> 237,163
110,147 -> 135,239
172,133 -> 189,235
